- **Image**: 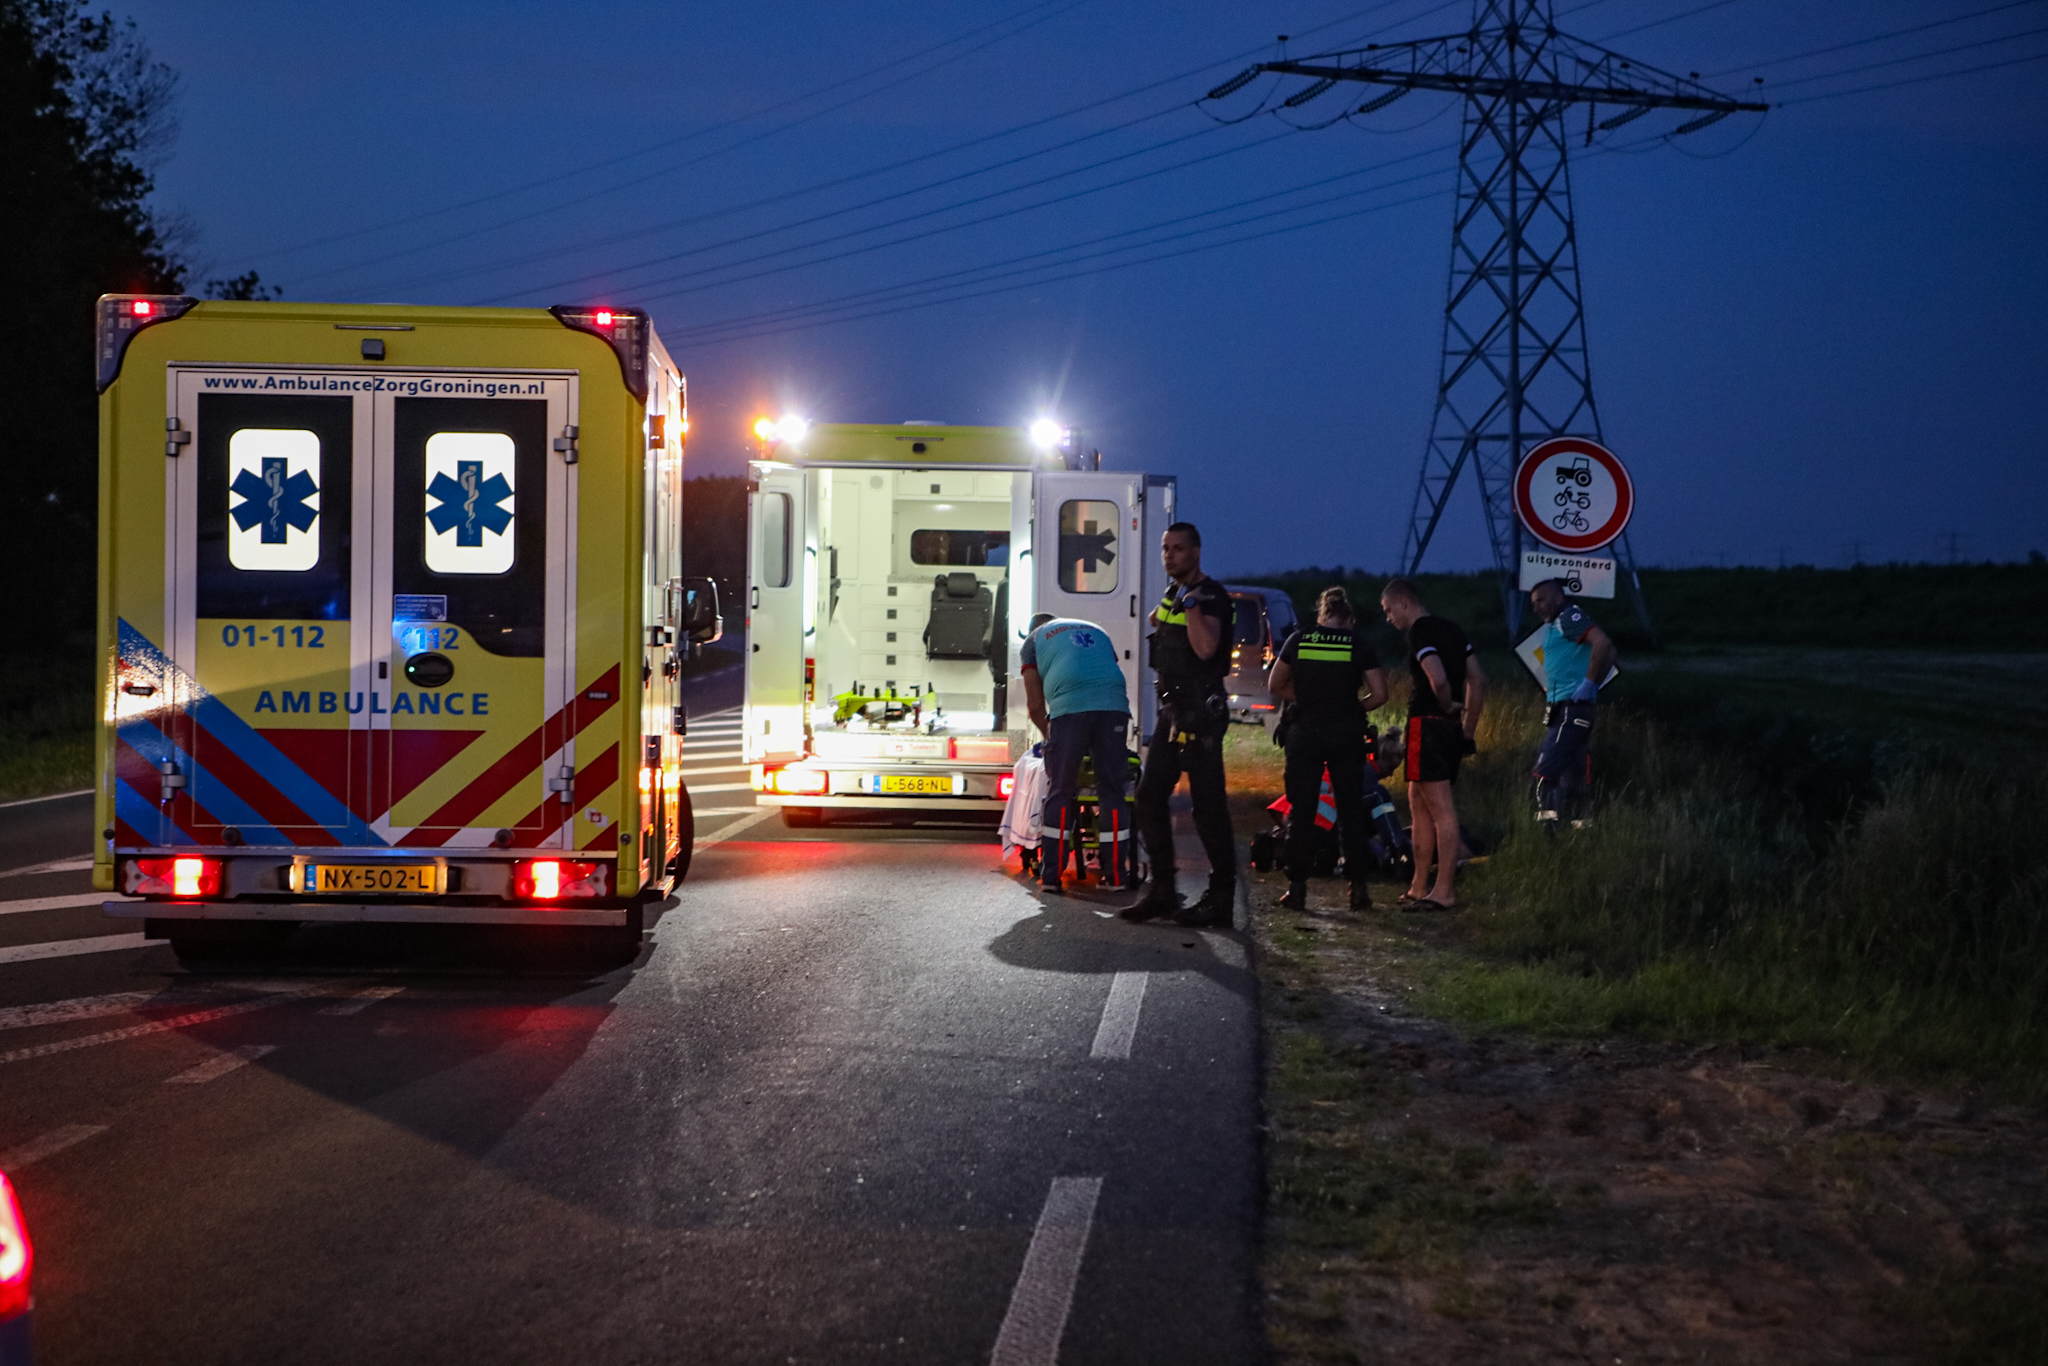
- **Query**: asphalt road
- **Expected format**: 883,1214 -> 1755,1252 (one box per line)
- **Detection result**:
0,671 -> 1262,1365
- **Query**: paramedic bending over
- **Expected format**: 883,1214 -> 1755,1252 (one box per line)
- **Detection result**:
1020,612 -> 1133,895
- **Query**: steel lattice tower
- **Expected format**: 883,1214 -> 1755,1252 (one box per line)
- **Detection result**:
1232,0 -> 1765,637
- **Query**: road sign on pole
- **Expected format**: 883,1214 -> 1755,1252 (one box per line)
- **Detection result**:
1519,549 -> 1615,598
1513,437 -> 1633,553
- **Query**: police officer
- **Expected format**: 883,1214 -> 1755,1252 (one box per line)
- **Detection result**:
1020,611 -> 1133,894
1121,521 -> 1237,927
1266,587 -> 1389,913
1528,578 -> 1615,827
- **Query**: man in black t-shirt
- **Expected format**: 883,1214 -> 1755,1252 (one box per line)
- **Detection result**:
1380,578 -> 1486,910
1121,521 -> 1238,927
1266,586 -> 1388,912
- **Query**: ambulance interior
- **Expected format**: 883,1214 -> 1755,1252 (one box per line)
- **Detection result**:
807,467 -> 1025,751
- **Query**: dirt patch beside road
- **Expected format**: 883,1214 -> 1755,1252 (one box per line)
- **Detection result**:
1254,882 -> 2048,1364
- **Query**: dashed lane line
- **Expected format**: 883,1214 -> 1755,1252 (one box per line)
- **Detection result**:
0,893 -> 141,917
0,991 -> 156,1032
692,808 -> 773,851
0,856 -> 96,879
1089,972 -> 1148,1060
0,984 -> 327,1065
0,1123 -> 108,1170
319,985 -> 405,1016
165,1044 -> 275,1084
990,1176 -> 1103,1366
0,933 -> 154,966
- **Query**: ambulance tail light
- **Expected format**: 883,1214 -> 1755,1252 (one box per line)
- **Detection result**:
512,859 -> 609,901
0,1171 -> 30,1323
549,305 -> 650,401
97,294 -> 197,392
771,767 -> 827,796
126,856 -> 221,899
998,775 -> 1016,800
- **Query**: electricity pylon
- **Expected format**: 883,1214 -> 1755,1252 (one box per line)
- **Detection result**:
1221,0 -> 1766,637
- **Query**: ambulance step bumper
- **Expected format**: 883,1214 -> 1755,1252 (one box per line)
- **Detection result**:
107,900 -> 629,928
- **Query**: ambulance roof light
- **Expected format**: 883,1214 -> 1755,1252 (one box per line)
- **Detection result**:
774,415 -> 809,446
752,417 -> 777,441
1029,418 -> 1063,449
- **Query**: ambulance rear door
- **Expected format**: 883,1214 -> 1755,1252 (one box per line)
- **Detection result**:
1031,471 -> 1145,749
745,462 -> 806,765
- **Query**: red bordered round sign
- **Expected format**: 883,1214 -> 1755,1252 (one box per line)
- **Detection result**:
1513,437 -> 1633,553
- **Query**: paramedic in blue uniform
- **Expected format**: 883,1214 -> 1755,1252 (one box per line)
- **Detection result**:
1528,578 -> 1615,827
1265,586 -> 1389,913
1021,612 -> 1132,894
1122,522 -> 1237,927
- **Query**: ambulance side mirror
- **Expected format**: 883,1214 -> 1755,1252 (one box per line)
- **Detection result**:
681,576 -> 722,644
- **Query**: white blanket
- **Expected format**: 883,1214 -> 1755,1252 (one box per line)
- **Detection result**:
999,750 -> 1049,854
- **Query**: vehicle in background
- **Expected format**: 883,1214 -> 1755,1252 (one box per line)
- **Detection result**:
743,419 -> 1176,825
1223,585 -> 1301,726
93,296 -> 720,961
0,1171 -> 30,1366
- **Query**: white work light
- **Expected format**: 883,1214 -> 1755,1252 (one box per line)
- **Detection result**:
1029,418 -> 1063,448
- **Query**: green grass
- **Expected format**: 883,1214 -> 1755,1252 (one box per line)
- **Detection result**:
1391,665 -> 2048,1097
0,635 -> 95,802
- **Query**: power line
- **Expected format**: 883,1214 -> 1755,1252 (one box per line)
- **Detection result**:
290,0 -> 1094,288
661,146 -> 1460,339
1593,0 -> 1746,44
1762,21 -> 2048,92
324,0 -> 1464,300
248,0 -> 1086,266
1776,45 -> 2048,105
1704,0 -> 2043,79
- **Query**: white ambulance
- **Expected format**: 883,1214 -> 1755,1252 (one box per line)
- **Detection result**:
743,420 -> 1176,824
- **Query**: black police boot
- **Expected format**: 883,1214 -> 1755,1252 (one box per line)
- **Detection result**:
1118,886 -> 1183,922
1176,882 -> 1235,927
1348,881 -> 1372,912
1278,880 -> 1309,911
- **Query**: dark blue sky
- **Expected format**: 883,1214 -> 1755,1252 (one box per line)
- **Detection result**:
125,0 -> 2047,574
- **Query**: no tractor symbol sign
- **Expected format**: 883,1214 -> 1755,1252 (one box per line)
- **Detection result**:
1513,437 -> 1634,553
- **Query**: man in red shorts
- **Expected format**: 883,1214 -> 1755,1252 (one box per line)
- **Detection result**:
1379,578 -> 1486,910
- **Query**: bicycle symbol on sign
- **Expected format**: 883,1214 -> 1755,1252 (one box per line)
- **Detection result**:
1552,508 -> 1590,533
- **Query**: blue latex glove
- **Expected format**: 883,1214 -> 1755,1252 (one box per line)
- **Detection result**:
1570,677 -> 1600,703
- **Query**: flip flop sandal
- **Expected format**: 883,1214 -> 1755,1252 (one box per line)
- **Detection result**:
1410,898 -> 1454,913
1395,892 -> 1427,908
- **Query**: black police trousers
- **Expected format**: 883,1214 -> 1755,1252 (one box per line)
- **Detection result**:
1135,706 -> 1235,894
1284,718 -> 1374,884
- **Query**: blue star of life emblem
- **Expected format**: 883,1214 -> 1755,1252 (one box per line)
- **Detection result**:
230,458 -> 319,544
426,460 -> 513,547
1073,630 -> 1096,648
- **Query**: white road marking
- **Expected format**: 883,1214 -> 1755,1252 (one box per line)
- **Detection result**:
165,1043 -> 275,1084
0,893 -> 140,917
678,763 -> 749,774
0,933 -> 153,966
0,856 -> 97,879
692,806 -> 761,817
0,789 -> 91,810
319,985 -> 405,1016
0,991 -> 156,1032
990,1176 -> 1103,1366
692,808 -> 773,851
684,782 -> 754,795
0,985 -> 324,1065
1090,972 -> 1148,1060
0,1123 -> 108,1170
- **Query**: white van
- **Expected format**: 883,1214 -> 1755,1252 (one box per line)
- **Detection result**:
744,422 -> 1176,825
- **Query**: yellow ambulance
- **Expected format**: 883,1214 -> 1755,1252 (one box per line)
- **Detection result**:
93,296 -> 718,957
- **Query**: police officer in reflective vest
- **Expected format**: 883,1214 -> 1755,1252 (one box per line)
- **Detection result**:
1266,586 -> 1389,912
1122,521 -> 1237,927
